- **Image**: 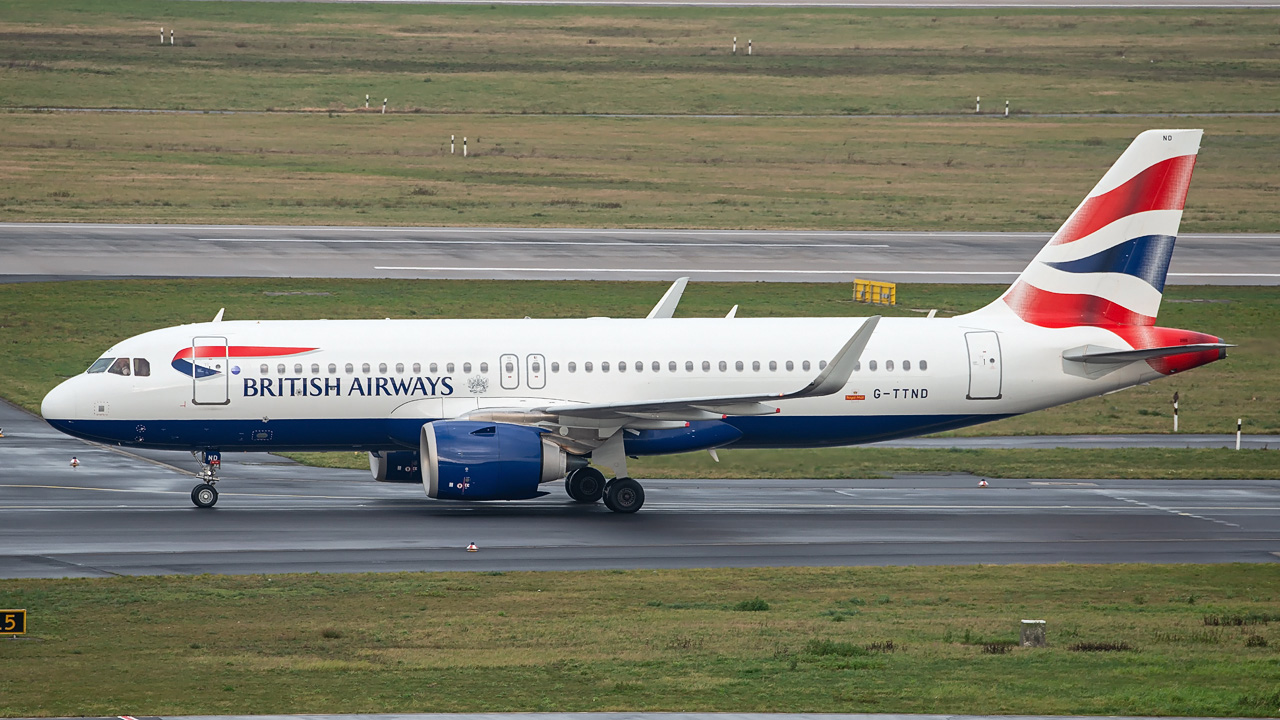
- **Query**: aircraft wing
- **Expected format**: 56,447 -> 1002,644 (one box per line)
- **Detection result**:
540,315 -> 880,422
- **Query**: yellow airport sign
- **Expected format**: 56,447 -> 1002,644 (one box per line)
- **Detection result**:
1,609 -> 25,635
854,279 -> 896,306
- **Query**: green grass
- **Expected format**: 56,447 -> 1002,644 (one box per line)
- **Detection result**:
1,3 -> 1278,115
1,112 -> 1278,231
2,279 -> 1275,439
1,565 -> 1278,716
293,446 -> 1280,480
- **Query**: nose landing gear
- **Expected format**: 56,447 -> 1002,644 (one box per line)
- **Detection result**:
190,449 -> 221,508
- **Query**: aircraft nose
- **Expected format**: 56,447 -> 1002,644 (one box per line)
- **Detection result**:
41,379 -> 78,420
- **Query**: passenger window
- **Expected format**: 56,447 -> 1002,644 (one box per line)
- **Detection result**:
379,363 -> 388,374
568,362 -> 577,373
463,362 -> 472,373
718,361 -> 727,372
277,363 -> 286,375
260,363 -> 269,375
802,361 -> 811,372
685,361 -> 693,372
311,363 -> 320,374
602,361 -> 610,373
532,361 -> 542,373
869,360 -> 878,371
920,360 -> 928,371
853,360 -> 861,371
585,361 -> 593,373
396,363 -> 404,374
108,357 -> 131,376
328,363 -> 337,374
362,363 -> 371,374
668,361 -> 676,372
412,363 -> 421,374
886,360 -> 894,371
819,360 -> 828,370
903,360 -> 911,371
87,358 -> 113,374
786,360 -> 794,371
429,363 -> 438,373
551,362 -> 560,373
637,361 -> 644,372
480,362 -> 489,373
294,363 -> 303,374
345,363 -> 354,374
735,361 -> 744,372
447,362 -> 455,373
752,361 -> 760,372
702,361 -> 710,372
618,361 -> 626,373
768,361 -> 777,371
133,358 -> 150,377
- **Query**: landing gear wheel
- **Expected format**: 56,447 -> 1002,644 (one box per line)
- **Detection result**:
603,477 -> 644,514
566,467 -> 606,503
191,483 -> 218,508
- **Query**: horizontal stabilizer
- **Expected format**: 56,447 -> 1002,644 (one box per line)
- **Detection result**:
1063,343 -> 1230,364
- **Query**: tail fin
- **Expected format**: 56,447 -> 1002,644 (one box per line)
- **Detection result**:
980,129 -> 1202,328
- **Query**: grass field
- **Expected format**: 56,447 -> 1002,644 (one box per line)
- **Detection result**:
1,3 -> 1278,230
1,278 -> 1275,442
2,2 -> 1277,115
2,113 -> 1278,230
2,565 -> 1278,717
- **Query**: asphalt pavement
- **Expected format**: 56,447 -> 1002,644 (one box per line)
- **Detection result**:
1,224 -> 1276,284
3,400 -> 1277,578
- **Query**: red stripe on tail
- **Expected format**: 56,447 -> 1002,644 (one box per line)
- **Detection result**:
1003,281 -> 1155,328
1051,154 -> 1196,246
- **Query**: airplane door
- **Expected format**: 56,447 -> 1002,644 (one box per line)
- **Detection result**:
527,354 -> 546,390
191,336 -> 230,405
965,331 -> 1002,400
499,353 -> 519,390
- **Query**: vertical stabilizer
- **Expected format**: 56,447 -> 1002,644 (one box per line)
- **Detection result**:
974,129 -> 1202,328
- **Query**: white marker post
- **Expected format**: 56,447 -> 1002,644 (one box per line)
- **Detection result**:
1172,391 -> 1179,432
365,94 -> 370,109
748,39 -> 752,56
382,98 -> 387,114
170,29 -> 174,46
1005,99 -> 1009,117
451,135 -> 455,154
733,36 -> 737,55
463,137 -> 468,157
1237,418 -> 1242,450
161,27 -> 165,45
976,96 -> 981,114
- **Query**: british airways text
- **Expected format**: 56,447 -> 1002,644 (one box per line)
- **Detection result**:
242,376 -> 454,398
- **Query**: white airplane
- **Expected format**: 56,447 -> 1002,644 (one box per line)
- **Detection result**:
41,129 -> 1228,513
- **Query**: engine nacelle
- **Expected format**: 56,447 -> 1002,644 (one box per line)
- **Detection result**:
421,420 -> 586,501
369,451 -> 422,483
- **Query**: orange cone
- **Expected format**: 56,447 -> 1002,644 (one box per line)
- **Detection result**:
466,542 -> 478,552
978,479 -> 988,488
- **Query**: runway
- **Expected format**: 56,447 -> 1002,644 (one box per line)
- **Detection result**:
2,401 -> 1277,579
1,223 -> 1277,284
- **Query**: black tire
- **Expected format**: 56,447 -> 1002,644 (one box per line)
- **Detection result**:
564,469 -> 584,501
603,477 -> 644,514
191,483 -> 218,508
572,467 -> 606,503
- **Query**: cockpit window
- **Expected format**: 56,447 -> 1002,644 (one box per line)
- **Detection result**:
133,358 -> 150,377
108,358 -> 131,376
87,357 -> 113,374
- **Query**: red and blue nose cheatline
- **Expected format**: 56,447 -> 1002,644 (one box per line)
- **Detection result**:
171,346 -> 318,377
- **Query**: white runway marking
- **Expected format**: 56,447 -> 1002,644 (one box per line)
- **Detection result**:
204,238 -> 891,248
375,266 -> 1024,275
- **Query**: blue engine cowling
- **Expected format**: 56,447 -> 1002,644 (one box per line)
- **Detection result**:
421,420 -> 585,501
369,451 -> 422,483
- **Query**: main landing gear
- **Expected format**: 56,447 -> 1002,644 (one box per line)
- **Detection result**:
565,467 -> 644,513
190,450 -> 221,508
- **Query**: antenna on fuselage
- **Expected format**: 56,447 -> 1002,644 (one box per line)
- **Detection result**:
725,305 -> 738,318
212,308 -> 225,323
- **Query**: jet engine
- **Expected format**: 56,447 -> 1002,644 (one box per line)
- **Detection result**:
421,420 -> 587,501
369,451 -> 422,483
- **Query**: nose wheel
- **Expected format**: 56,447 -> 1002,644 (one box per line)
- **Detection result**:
191,483 -> 218,508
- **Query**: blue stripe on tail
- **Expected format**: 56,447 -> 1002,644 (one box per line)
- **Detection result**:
1043,234 -> 1176,292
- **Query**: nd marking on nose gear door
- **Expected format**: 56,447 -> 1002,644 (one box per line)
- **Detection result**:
965,331 -> 1003,400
